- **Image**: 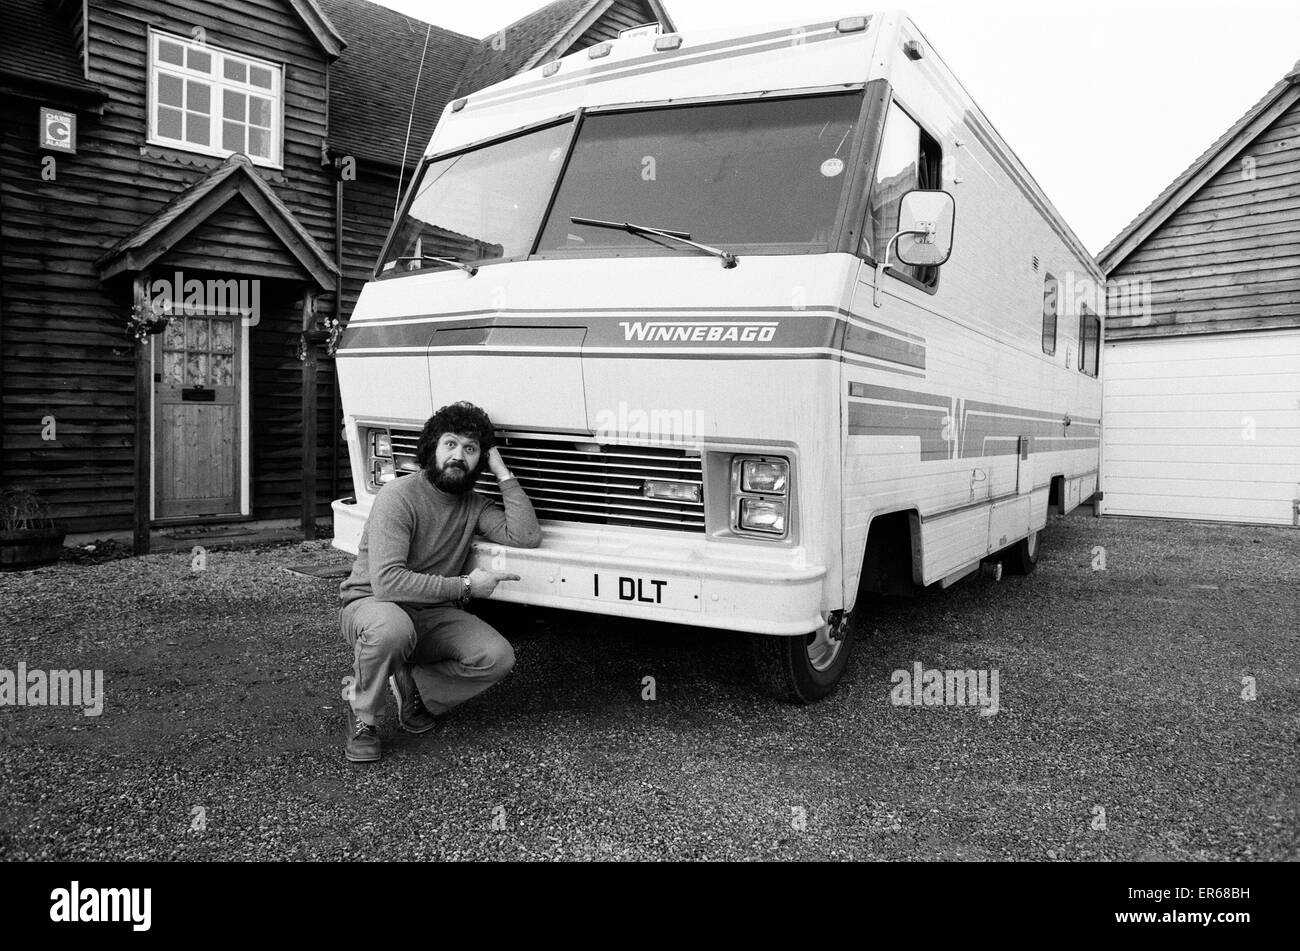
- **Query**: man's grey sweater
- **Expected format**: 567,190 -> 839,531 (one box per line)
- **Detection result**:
340,472 -> 542,607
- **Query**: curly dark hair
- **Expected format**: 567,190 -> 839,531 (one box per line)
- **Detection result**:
415,401 -> 496,472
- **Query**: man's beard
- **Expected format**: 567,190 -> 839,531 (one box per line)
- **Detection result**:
426,458 -> 479,494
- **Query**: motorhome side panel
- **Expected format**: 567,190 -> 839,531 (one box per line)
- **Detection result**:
839,13 -> 1103,603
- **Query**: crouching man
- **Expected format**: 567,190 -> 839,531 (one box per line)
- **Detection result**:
338,401 -> 542,763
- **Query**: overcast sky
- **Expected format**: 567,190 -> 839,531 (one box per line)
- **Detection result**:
367,0 -> 1300,255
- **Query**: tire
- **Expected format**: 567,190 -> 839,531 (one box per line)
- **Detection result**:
1003,528 -> 1041,575
751,611 -> 856,704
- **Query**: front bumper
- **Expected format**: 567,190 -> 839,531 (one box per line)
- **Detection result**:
332,496 -> 826,635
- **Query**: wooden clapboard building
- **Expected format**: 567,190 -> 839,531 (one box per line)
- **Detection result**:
1098,58 -> 1300,526
0,0 -> 673,552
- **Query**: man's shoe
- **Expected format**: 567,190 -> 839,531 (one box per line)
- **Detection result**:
389,667 -> 438,735
345,718 -> 381,763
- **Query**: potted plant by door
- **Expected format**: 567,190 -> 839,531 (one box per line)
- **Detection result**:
0,488 -> 66,570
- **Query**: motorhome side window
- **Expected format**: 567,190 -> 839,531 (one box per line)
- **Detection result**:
1079,304 -> 1100,377
379,120 -> 574,276
867,101 -> 942,287
1042,274 -> 1059,356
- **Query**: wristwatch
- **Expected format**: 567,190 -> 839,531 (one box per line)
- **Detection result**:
459,575 -> 472,605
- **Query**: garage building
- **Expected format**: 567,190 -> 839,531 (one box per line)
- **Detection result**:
1098,59 -> 1300,526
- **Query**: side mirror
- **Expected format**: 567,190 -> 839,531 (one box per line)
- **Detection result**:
896,189 -> 955,266
873,189 -> 956,306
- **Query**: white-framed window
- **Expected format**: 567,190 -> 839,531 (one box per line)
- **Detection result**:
148,29 -> 283,168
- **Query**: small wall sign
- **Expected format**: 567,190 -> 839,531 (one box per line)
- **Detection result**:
40,107 -> 76,153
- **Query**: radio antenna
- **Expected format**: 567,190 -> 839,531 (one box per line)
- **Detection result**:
395,21 -> 433,218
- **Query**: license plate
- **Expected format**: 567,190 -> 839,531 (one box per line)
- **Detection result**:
559,570 -> 701,612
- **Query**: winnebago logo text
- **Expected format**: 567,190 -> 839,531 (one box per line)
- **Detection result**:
619,320 -> 777,343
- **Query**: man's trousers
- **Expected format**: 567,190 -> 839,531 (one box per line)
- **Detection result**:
340,598 -> 516,724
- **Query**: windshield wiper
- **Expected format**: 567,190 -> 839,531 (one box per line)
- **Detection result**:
390,255 -> 479,277
570,216 -> 737,268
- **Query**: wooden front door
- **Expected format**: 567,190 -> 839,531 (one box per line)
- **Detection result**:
154,313 -> 241,518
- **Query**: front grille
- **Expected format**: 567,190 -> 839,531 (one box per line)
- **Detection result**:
388,431 -> 706,533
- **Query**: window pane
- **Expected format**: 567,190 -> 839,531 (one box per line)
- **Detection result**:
223,59 -> 248,83
247,127 -> 268,157
158,40 -> 184,66
1042,274 -> 1058,355
158,73 -> 183,107
163,319 -> 186,350
223,120 -> 244,152
163,351 -> 185,385
249,65 -> 273,89
157,106 -> 183,139
869,104 -> 921,259
186,351 -> 208,385
248,96 -> 270,127
224,89 -> 245,122
538,94 -> 862,256
384,120 -> 574,273
211,319 -> 234,353
211,353 -> 233,386
186,80 -> 210,113
187,318 -> 209,351
186,111 -> 210,146
186,48 -> 212,73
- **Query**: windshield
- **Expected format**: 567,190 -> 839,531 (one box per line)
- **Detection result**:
538,92 -> 863,256
380,119 -> 573,276
378,91 -> 864,277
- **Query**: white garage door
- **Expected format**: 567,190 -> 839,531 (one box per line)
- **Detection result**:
1102,329 -> 1300,526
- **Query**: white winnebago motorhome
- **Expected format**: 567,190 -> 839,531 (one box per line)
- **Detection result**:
332,11 -> 1104,702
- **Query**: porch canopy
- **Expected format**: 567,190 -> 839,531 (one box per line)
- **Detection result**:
97,152 -> 338,287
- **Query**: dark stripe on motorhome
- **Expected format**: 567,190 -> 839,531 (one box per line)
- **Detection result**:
463,22 -> 847,112
847,385 -> 1102,461
848,403 -> 949,459
843,324 -> 926,369
341,310 -> 927,370
848,382 -> 949,407
348,305 -> 925,343
334,347 -> 925,376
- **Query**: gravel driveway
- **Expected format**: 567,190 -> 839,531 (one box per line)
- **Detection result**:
1,514 -> 1296,861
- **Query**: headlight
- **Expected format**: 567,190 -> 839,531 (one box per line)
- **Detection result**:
367,427 -> 396,489
731,454 -> 791,538
741,459 -> 788,494
739,498 -> 785,534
